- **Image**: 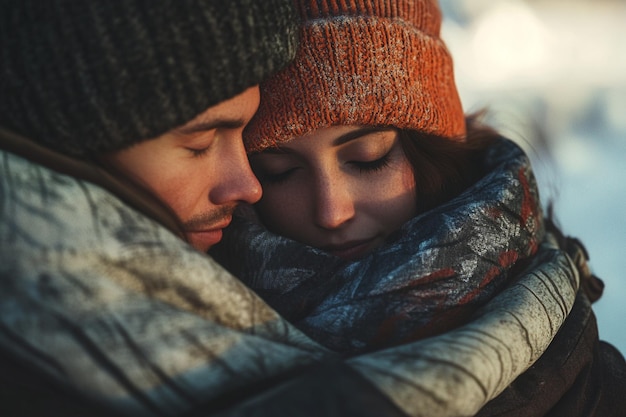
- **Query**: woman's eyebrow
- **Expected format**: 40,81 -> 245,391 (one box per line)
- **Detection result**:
253,127 -> 392,155
332,126 -> 391,146
252,146 -> 293,155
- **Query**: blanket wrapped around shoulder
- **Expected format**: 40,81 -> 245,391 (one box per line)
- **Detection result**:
213,138 -> 544,354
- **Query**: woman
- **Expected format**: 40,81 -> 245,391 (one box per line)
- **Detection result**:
212,0 -> 626,415
212,0 -> 544,352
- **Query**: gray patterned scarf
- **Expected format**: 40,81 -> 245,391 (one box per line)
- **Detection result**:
212,138 -> 544,354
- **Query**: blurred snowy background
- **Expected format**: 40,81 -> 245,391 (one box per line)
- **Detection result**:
440,0 -> 626,355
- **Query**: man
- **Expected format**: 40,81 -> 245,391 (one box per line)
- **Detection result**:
0,0 -> 292,253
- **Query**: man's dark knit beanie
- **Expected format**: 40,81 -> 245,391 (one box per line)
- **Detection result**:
0,0 -> 299,156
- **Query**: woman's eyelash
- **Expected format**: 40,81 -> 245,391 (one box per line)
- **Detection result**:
258,168 -> 297,185
354,153 -> 391,173
257,152 -> 392,184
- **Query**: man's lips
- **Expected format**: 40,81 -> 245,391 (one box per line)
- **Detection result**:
185,220 -> 232,251
321,238 -> 376,260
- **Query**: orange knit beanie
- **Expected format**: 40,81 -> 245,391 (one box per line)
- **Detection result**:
244,0 -> 467,153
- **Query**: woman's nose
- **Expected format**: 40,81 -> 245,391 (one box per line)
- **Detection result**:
313,175 -> 355,230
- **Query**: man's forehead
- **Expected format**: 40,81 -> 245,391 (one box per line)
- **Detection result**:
177,117 -> 247,135
176,86 -> 260,135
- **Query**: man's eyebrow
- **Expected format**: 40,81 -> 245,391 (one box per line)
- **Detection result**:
178,118 -> 247,135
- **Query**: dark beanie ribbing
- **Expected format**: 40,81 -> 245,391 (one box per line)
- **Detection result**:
0,0 -> 299,156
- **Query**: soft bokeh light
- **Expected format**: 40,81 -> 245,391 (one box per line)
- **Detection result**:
442,0 -> 626,355
470,1 -> 552,86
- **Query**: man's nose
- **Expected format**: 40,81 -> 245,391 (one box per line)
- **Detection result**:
209,141 -> 262,205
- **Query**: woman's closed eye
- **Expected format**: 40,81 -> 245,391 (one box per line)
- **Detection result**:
352,152 -> 391,174
255,167 -> 299,185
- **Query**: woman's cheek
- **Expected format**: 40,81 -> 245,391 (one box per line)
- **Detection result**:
257,188 -> 298,230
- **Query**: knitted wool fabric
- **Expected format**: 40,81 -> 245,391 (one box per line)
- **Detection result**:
244,0 -> 466,153
0,0 -> 298,156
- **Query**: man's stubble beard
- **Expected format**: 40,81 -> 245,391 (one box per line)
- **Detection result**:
182,203 -> 238,231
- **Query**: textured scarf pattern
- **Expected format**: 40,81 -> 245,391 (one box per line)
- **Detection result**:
212,138 -> 545,354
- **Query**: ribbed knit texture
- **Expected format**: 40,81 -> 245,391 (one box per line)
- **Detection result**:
0,0 -> 298,156
244,0 -> 466,153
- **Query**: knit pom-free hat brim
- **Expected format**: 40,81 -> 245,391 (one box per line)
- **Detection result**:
245,8 -> 466,153
0,0 -> 299,156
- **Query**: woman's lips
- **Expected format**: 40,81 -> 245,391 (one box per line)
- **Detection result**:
322,238 -> 376,260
